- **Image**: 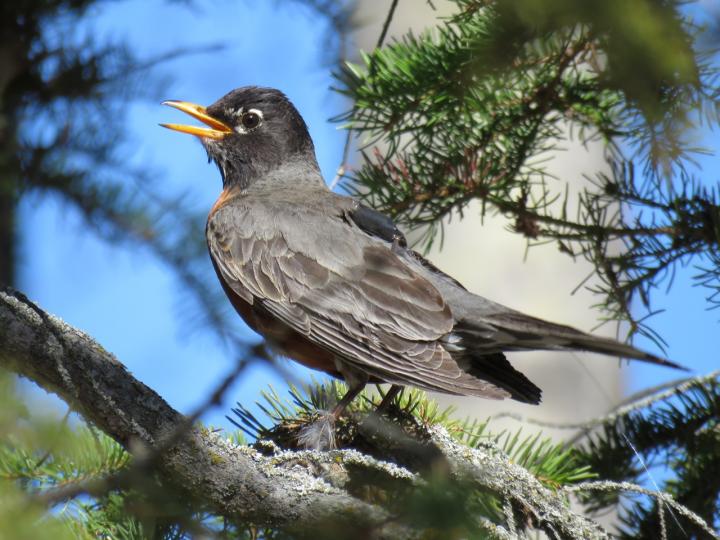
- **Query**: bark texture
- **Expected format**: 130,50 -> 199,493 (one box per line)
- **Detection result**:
0,287 -> 408,538
0,287 -> 615,538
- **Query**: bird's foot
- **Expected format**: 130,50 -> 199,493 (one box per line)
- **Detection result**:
297,411 -> 337,451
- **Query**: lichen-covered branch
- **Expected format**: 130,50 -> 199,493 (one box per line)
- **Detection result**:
3,287 -> 711,538
429,426 -> 609,538
0,288 -> 407,538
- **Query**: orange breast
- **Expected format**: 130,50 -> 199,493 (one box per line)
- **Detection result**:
209,186 -> 238,218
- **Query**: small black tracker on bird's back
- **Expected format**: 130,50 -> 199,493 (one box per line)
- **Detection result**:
161,86 -> 686,449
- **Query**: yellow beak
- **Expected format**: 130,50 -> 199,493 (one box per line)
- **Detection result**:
160,100 -> 233,140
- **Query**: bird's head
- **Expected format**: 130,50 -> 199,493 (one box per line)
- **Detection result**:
161,86 -> 319,189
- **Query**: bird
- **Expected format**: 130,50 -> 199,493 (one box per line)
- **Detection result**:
161,86 -> 684,449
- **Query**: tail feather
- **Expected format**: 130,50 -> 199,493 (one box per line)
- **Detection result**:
463,352 -> 542,404
564,333 -> 686,371
446,328 -> 542,403
460,311 -> 687,371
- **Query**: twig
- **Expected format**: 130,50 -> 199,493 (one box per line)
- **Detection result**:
491,370 -> 720,445
329,0 -> 401,190
376,0 -> 400,50
567,481 -> 720,540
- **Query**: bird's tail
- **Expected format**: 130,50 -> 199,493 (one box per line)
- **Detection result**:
457,311 -> 687,371
445,330 -> 542,404
463,351 -> 543,404
556,332 -> 686,370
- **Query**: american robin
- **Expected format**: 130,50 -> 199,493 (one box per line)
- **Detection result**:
162,87 -> 684,448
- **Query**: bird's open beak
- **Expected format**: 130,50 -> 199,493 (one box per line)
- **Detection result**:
160,100 -> 233,140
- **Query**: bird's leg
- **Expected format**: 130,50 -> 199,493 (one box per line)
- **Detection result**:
376,384 -> 402,413
330,382 -> 366,419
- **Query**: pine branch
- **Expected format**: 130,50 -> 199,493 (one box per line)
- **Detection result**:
568,481 -> 720,540
2,286 -> 715,537
334,0 -> 720,340
575,371 -> 720,537
0,427 -> 128,488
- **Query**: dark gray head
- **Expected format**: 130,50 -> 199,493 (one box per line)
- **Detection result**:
162,86 -> 320,189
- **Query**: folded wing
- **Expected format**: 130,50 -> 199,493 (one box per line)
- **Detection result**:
207,200 -> 529,399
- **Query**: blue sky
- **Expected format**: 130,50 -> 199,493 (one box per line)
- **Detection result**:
16,1 -> 718,432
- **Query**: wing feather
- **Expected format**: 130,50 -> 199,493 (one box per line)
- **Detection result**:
207,201 -> 509,397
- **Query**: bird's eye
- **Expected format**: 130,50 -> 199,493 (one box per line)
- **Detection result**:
241,111 -> 262,130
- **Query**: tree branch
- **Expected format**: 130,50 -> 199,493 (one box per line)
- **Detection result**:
6,286 -> 705,538
0,287 -> 409,538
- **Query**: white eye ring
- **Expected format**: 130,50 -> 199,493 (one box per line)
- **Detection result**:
236,108 -> 263,133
